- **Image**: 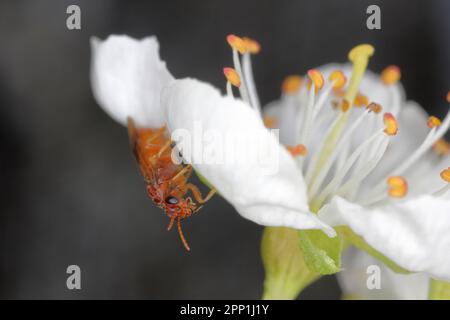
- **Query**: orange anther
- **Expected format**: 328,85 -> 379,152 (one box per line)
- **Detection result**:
329,71 -> 346,89
287,144 -> 308,157
263,116 -> 277,128
427,116 -> 441,128
387,176 -> 408,198
281,75 -> 303,94
243,37 -> 261,54
441,167 -> 450,183
354,94 -> 369,107
383,113 -> 398,136
341,99 -> 350,112
367,102 -> 382,114
226,34 -> 247,54
223,67 -> 241,87
307,69 -> 324,91
446,91 -> 450,103
433,139 -> 450,156
381,65 -> 401,85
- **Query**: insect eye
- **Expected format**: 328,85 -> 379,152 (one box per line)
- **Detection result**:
165,196 -> 179,205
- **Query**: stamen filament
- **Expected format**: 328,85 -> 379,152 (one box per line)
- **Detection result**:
297,84 -> 316,168
366,106 -> 450,201
310,130 -> 387,210
226,81 -> 233,97
337,137 -> 390,199
242,53 -> 262,117
307,44 -> 375,187
308,109 -> 373,198
231,48 -> 251,105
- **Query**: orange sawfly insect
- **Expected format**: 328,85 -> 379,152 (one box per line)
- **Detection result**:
127,117 -> 215,251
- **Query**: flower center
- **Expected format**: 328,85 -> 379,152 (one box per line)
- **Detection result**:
223,35 -> 450,212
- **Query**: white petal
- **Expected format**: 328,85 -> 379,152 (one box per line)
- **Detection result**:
263,98 -> 298,145
90,35 -> 174,128
338,248 -> 429,300
162,78 -> 335,236
319,195 -> 450,280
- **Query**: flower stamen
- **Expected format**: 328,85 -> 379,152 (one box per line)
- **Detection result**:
307,69 -> 324,93
387,176 -> 408,198
329,70 -> 346,89
223,67 -> 241,87
441,167 -> 450,182
354,94 -> 369,107
427,116 -> 441,128
287,144 -> 308,157
367,102 -> 382,114
263,116 -> 277,129
307,44 -> 375,187
433,139 -> 450,156
243,37 -> 261,54
381,65 -> 401,85
383,113 -> 398,136
226,34 -> 247,54
282,75 -> 303,94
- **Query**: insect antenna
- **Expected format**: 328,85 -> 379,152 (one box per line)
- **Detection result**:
177,217 -> 191,251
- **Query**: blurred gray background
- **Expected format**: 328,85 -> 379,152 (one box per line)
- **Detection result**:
0,0 -> 448,299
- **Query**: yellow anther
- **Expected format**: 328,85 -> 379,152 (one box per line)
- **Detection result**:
281,75 -> 303,94
381,65 -> 401,85
383,113 -> 398,136
243,37 -> 261,54
427,116 -> 441,128
345,44 -> 375,108
226,34 -> 247,54
223,67 -> 241,87
441,167 -> 450,183
433,139 -> 450,156
354,94 -> 369,107
307,69 -> 324,91
367,102 -> 382,114
387,176 -> 408,198
329,71 -> 347,89
287,144 -> 308,157
263,116 -> 277,128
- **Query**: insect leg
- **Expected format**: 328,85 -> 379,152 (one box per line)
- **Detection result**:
171,164 -> 193,183
186,183 -> 217,204
156,139 -> 172,158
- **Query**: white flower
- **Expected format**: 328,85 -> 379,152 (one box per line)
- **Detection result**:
338,248 -> 429,300
90,34 -> 450,281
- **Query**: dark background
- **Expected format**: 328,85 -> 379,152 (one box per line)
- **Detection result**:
0,0 -> 448,299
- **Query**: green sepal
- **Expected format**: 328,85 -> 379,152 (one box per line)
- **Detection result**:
261,227 -> 320,300
429,279 -> 450,300
298,229 -> 343,275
